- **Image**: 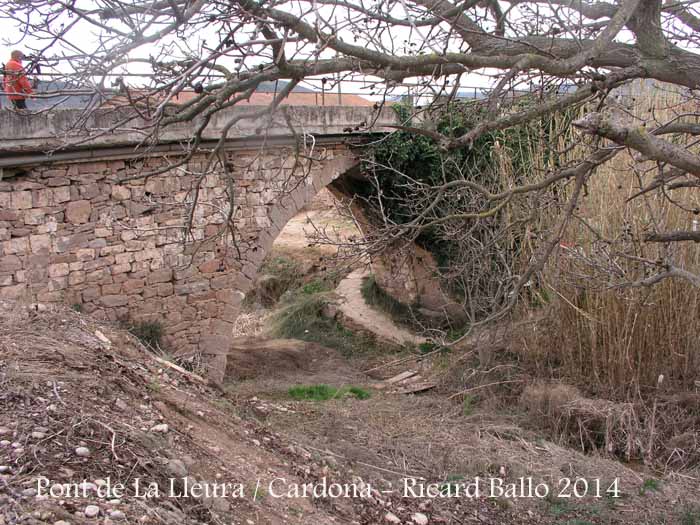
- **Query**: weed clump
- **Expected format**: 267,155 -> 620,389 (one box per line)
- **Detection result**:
271,292 -> 383,357
128,320 -> 164,351
361,274 -> 416,327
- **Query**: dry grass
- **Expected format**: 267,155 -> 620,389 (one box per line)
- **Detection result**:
519,381 -> 700,469
481,82 -> 700,468
515,82 -> 700,396
232,310 -> 270,337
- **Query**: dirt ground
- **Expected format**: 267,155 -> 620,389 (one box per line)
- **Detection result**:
225,191 -> 700,524
2,192 -> 700,525
0,301 -> 369,525
219,333 -> 700,524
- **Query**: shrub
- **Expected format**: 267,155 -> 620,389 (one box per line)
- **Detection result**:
361,100 -> 575,319
516,88 -> 700,397
254,255 -> 303,306
302,278 -> 332,295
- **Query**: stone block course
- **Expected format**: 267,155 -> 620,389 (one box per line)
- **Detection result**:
11,191 -> 32,210
0,149 -> 358,357
65,200 -> 92,224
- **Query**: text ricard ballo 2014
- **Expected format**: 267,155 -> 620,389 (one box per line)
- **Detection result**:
37,476 -> 622,501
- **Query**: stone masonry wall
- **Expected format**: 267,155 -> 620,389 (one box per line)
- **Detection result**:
0,145 -> 357,363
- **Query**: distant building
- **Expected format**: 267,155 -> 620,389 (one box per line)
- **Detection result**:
1,78 -> 373,110
103,80 -> 374,108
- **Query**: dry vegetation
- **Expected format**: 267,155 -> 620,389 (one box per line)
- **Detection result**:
495,83 -> 700,471
529,86 -> 700,394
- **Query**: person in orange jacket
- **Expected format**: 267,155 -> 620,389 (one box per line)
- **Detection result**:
4,50 -> 34,110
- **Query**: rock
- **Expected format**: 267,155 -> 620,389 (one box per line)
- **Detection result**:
109,510 -> 126,521
75,446 -> 91,457
150,423 -> 168,433
0,466 -> 9,473
0,440 -> 10,446
65,200 -> 92,224
31,432 -> 47,439
0,428 -> 9,436
84,505 -> 100,518
412,513 -> 429,525
22,488 -> 37,497
166,459 -> 187,478
54,521 -> 72,525
385,512 -> 401,524
114,399 -> 127,411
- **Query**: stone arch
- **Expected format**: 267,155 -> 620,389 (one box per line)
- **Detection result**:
200,150 -> 360,382
0,143 -> 360,375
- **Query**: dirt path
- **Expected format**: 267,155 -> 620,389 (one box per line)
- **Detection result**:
335,268 -> 425,346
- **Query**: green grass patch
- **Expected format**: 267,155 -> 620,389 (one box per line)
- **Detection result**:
639,478 -> 661,495
361,275 -> 418,328
548,499 -> 574,517
462,394 -> 475,416
418,341 -> 451,355
302,278 -> 333,295
252,255 -> 304,306
680,505 -> 700,525
288,384 -> 371,401
260,255 -> 301,282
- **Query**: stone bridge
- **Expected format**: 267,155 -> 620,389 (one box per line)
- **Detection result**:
0,106 -> 398,376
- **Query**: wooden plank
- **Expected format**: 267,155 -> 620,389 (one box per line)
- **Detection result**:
393,382 -> 437,395
385,370 -> 417,384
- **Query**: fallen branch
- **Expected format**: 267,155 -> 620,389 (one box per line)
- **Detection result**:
151,355 -> 207,385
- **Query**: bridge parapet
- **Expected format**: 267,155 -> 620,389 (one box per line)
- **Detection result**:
0,105 -> 399,157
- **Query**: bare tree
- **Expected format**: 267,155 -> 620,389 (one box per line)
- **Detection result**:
2,0 -> 700,321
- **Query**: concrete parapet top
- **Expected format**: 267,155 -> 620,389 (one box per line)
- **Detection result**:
0,105 -> 399,156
